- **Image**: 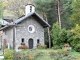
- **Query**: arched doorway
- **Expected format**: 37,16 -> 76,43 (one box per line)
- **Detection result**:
28,38 -> 33,49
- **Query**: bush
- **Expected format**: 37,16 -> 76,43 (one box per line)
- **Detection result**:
50,49 -> 77,60
14,50 -> 39,60
37,44 -> 47,49
18,45 -> 28,50
71,24 -> 80,52
13,52 -> 24,60
62,48 -> 70,56
52,45 -> 60,49
51,22 -> 73,49
64,43 -> 70,47
4,49 -> 13,60
26,53 -> 35,60
21,42 -> 25,45
74,44 -> 80,52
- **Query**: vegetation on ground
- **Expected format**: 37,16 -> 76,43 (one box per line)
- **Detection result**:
51,22 -> 80,52
3,49 -> 80,60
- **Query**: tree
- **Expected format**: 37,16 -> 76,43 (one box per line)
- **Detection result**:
57,0 -> 61,29
34,0 -> 56,26
34,0 -> 74,48
70,0 -> 80,25
0,0 -> 10,18
0,0 -> 4,18
51,22 -> 73,49
71,24 -> 80,52
6,0 -> 28,19
34,0 -> 73,29
56,0 -> 73,29
34,0 -> 54,48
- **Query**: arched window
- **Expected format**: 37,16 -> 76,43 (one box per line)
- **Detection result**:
22,38 -> 24,42
37,39 -> 40,44
28,25 -> 35,33
30,6 -> 32,12
29,27 -> 32,31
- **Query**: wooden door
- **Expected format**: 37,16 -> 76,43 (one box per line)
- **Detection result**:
28,38 -> 33,49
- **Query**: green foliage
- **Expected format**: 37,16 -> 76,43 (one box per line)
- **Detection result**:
71,24 -> 80,52
51,22 -> 73,48
52,45 -> 60,49
14,52 -> 27,60
61,0 -> 74,29
6,0 -> 27,18
3,49 -> 80,60
74,44 -> 80,52
50,49 -> 77,60
70,0 -> 80,25
14,50 -> 39,60
4,49 -> 13,60
34,0 -> 53,12
0,0 -> 4,18
37,44 -> 47,49
34,0 -> 57,26
34,0 -> 73,29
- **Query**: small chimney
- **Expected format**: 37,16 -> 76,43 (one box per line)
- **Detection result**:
25,1 -> 35,15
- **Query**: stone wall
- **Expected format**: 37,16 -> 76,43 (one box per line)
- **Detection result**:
2,16 -> 44,50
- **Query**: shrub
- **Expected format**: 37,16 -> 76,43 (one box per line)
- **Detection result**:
74,44 -> 80,52
25,50 -> 39,60
50,49 -> 77,60
37,44 -> 47,49
21,42 -> 25,45
71,24 -> 80,52
64,43 -> 70,47
52,45 -> 60,49
27,53 -> 35,60
18,45 -> 28,50
13,52 -> 24,60
62,48 -> 70,56
4,49 -> 13,60
51,22 -> 73,49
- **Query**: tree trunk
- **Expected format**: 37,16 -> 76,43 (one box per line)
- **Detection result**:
58,0 -> 61,29
45,15 -> 51,48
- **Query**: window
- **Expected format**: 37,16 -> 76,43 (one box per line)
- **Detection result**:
29,27 -> 32,31
21,38 -> 25,45
37,39 -> 40,44
30,6 -> 32,12
22,38 -> 24,42
28,25 -> 35,33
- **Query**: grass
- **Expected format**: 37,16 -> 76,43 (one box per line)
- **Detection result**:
70,50 -> 80,55
21,49 -> 80,60
3,49 -> 80,60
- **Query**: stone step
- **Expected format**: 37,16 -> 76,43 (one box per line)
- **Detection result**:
0,56 -> 4,59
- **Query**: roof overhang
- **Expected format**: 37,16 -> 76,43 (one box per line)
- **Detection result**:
15,12 -> 51,28
0,12 -> 51,31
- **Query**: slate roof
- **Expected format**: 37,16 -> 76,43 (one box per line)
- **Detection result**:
0,12 -> 50,31
15,12 -> 50,27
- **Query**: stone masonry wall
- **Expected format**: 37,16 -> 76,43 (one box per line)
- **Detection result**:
2,16 -> 44,50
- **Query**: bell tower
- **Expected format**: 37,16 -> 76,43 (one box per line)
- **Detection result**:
25,0 -> 35,15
